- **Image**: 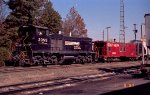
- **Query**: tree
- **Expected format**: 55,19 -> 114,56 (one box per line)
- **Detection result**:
5,0 -> 62,38
6,0 -> 45,26
63,7 -> 87,37
34,0 -> 62,33
0,0 -> 5,33
0,0 -> 11,66
4,0 -> 47,52
5,0 -> 45,40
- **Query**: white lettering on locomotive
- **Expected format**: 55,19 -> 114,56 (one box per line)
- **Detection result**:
65,41 -> 80,46
38,38 -> 48,44
65,41 -> 81,50
74,45 -> 81,50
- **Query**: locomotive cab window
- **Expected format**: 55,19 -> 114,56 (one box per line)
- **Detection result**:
37,29 -> 46,36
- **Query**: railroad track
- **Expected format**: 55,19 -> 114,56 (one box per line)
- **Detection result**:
0,61 -> 141,74
0,63 -> 143,95
0,72 -> 115,95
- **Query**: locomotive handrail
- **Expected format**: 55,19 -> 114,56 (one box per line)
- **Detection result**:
23,32 -> 29,46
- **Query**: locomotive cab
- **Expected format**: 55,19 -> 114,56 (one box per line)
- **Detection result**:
16,25 -> 50,66
19,25 -> 49,44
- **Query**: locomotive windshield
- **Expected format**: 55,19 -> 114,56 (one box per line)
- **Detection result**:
37,28 -> 47,36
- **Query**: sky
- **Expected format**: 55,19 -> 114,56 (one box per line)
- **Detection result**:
50,0 -> 150,42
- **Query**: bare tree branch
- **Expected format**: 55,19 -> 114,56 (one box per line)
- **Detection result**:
63,7 -> 87,37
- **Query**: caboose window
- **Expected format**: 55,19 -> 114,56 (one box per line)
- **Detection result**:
108,47 -> 111,51
124,47 -> 126,51
120,47 -> 122,51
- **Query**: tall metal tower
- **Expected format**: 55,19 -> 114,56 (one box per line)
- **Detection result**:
119,0 -> 125,43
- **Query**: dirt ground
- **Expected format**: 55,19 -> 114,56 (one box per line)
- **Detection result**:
0,61 -> 141,87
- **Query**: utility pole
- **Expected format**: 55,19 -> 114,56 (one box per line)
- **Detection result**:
106,27 -> 111,41
141,23 -> 145,65
133,24 -> 138,41
119,0 -> 125,43
103,30 -> 104,41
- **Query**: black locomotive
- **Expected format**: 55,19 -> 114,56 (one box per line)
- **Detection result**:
12,25 -> 95,66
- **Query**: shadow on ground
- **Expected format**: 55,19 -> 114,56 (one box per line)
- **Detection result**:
100,82 -> 150,95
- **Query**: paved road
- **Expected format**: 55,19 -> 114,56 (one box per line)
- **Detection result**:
30,74 -> 150,95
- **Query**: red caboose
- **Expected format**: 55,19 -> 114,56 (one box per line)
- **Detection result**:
93,41 -> 137,62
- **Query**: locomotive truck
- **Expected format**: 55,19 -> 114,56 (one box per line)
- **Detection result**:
12,25 -> 95,66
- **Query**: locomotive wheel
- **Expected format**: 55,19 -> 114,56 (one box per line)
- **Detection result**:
58,56 -> 65,64
87,56 -> 92,63
107,58 -> 112,63
51,56 -> 58,65
32,59 -> 40,66
106,58 -> 109,63
75,57 -> 80,64
82,56 -> 87,64
75,56 -> 81,64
